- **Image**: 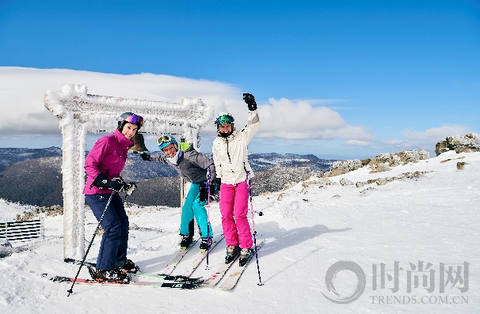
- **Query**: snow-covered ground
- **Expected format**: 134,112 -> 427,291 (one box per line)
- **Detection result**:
1,151 -> 478,314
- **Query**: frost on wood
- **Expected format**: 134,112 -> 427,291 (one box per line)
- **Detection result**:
44,84 -> 213,260
44,84 -> 214,144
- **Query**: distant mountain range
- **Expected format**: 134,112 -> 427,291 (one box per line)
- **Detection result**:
0,147 -> 336,207
0,147 -> 63,172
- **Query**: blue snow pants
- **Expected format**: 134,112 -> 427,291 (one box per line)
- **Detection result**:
180,183 -> 212,238
86,193 -> 129,271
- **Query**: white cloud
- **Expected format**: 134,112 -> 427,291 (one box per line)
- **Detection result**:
344,139 -> 371,147
256,97 -> 373,140
403,124 -> 467,141
9,67 -> 469,158
340,124 -> 473,157
0,67 -> 239,134
0,68 -> 375,146
3,67 -> 473,160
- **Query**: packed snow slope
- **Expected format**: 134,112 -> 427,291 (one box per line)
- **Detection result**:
1,151 -> 478,314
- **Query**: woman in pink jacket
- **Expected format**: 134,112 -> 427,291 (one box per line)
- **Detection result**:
212,93 -> 260,266
83,112 -> 143,282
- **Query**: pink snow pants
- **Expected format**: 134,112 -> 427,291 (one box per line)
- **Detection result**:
219,182 -> 253,249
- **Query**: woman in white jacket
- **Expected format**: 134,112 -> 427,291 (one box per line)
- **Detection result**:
212,93 -> 260,266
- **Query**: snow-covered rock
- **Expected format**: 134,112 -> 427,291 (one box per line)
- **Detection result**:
435,132 -> 480,156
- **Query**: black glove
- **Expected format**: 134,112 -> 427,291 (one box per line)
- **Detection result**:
210,178 -> 222,194
140,152 -> 151,161
199,182 -> 209,202
92,173 -> 127,192
124,182 -> 137,196
107,177 -> 128,191
214,178 -> 221,191
243,93 -> 257,111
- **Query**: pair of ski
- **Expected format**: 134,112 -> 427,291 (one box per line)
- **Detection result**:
58,234 -> 224,289
206,240 -> 264,290
58,235 -> 262,290
156,233 -> 224,279
132,236 -> 263,290
49,274 -> 202,289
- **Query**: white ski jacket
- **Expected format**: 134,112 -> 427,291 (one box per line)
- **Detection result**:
212,110 -> 260,185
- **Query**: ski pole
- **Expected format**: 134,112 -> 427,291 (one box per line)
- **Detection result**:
205,166 -> 212,270
67,190 -> 116,297
244,171 -> 263,286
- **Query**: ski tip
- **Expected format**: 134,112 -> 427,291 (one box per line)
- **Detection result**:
51,276 -> 72,283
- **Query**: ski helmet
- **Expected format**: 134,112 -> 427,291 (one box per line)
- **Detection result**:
215,112 -> 235,137
214,112 -> 235,126
118,112 -> 144,131
158,134 -> 178,150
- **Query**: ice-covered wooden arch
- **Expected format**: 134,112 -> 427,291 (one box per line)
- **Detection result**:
44,84 -> 214,260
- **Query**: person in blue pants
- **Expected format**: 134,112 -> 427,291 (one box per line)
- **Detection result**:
83,112 -> 144,282
141,135 -> 217,251
86,193 -> 128,270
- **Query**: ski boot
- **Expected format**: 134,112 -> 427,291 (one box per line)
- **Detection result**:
225,245 -> 240,264
180,235 -> 193,250
239,248 -> 254,267
116,259 -> 139,273
92,268 -> 130,283
199,237 -> 213,252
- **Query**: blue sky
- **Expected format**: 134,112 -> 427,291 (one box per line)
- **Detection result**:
1,0 -> 479,159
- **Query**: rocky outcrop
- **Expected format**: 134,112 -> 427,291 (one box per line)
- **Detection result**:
325,149 -> 430,177
367,150 -> 430,173
324,159 -> 369,177
435,133 -> 480,156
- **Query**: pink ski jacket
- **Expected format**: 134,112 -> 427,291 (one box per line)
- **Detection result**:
83,129 -> 133,195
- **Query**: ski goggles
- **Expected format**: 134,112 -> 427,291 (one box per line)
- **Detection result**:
157,135 -> 174,147
215,114 -> 234,126
120,114 -> 144,126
